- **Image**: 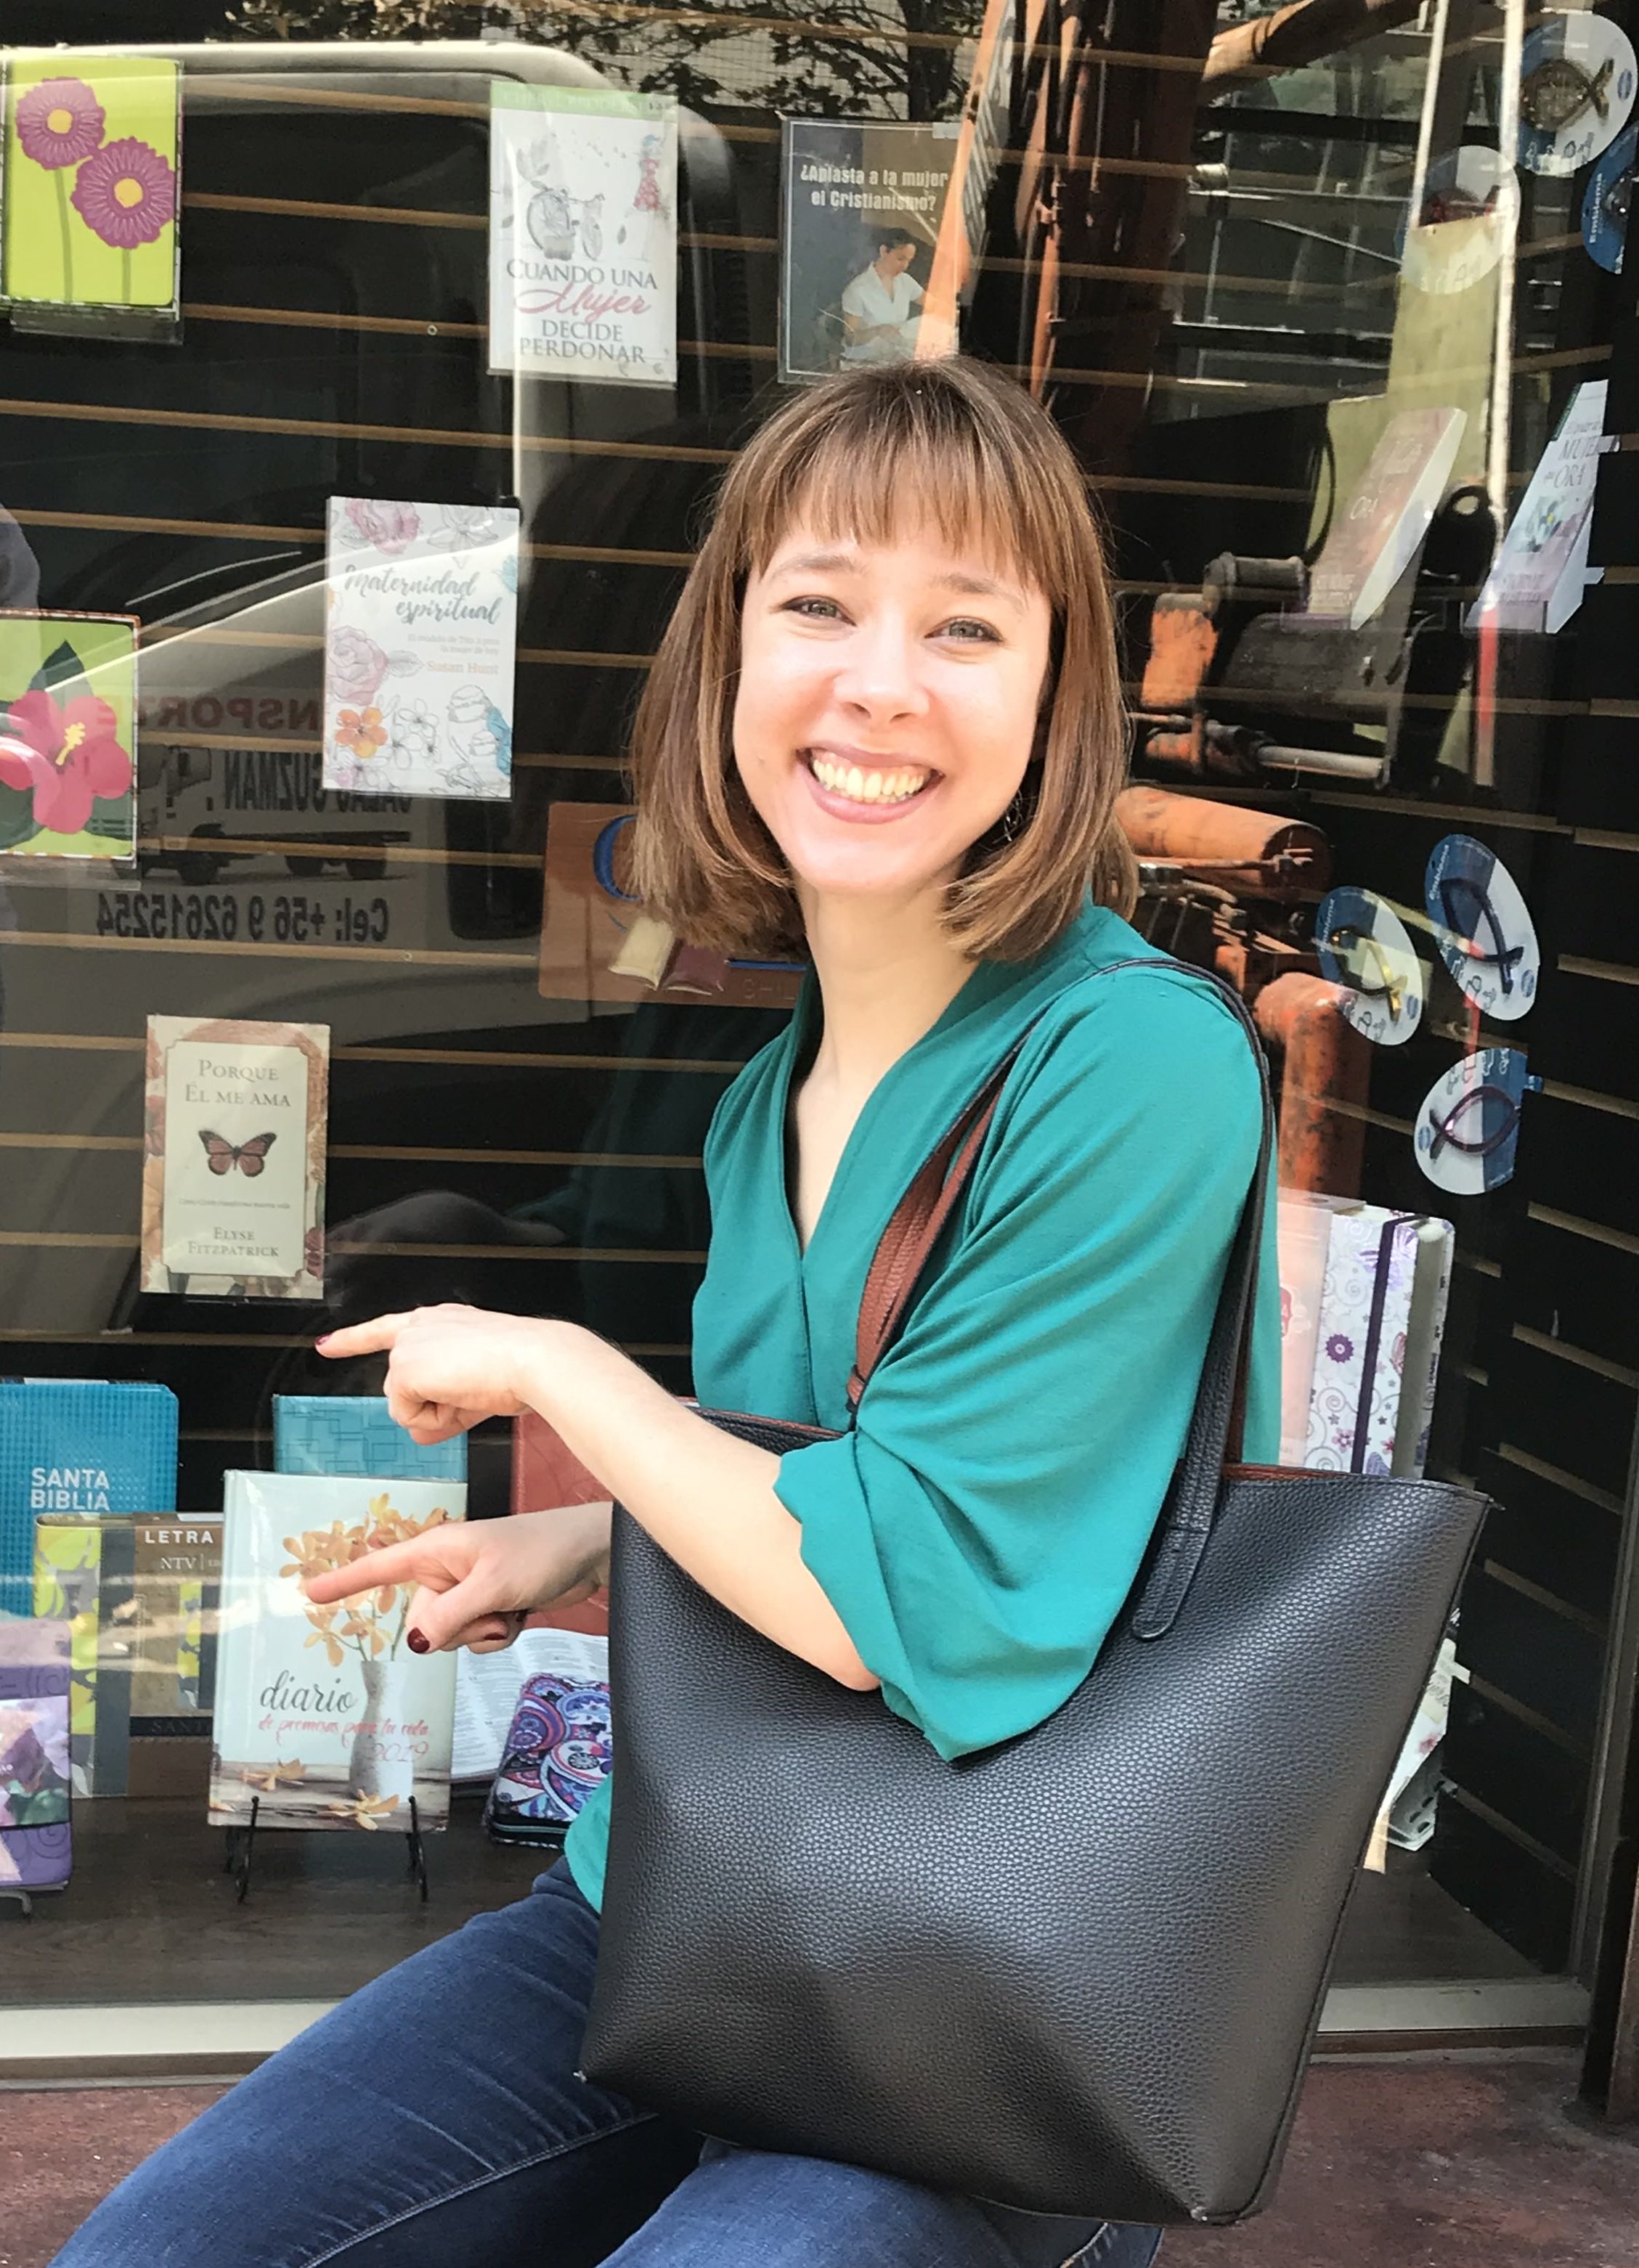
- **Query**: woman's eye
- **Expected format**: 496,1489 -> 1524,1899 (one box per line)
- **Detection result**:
783,595 -> 847,622
939,617 -> 1001,643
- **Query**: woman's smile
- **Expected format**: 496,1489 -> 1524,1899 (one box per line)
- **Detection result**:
801,746 -> 940,820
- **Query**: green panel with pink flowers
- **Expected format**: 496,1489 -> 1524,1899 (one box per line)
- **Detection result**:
3,55 -> 179,311
0,611 -> 138,860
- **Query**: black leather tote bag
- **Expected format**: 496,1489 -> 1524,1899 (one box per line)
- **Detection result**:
582,960 -> 1489,2226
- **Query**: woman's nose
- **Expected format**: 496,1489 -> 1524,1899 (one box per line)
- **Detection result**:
834,622 -> 928,720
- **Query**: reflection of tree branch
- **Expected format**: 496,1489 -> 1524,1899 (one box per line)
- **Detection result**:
229,0 -> 980,116
1203,0 -> 1423,89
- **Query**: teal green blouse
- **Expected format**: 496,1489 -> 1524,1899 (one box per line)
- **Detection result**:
564,901 -> 1280,1909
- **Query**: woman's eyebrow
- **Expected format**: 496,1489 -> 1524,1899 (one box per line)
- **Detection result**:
769,548 -> 857,579
767,552 -> 1025,612
932,569 -> 1025,612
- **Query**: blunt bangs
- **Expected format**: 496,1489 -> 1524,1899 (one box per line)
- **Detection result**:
740,379 -> 1065,604
627,358 -> 1136,965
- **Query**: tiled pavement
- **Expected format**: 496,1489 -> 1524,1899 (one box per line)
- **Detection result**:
2,2052 -> 1635,2267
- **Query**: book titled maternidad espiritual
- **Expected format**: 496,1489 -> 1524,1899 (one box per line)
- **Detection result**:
210,1472 -> 465,1833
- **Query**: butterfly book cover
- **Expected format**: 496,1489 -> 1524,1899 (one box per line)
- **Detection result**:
211,1472 -> 465,1833
142,1016 -> 329,1300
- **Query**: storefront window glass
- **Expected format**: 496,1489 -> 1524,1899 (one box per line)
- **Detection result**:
1,0 -> 1634,2041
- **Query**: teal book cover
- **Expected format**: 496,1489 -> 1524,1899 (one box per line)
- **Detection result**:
274,1397 -> 467,1486
1,1380 -> 178,1617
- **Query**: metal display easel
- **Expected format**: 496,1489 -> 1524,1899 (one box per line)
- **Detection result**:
224,1795 -> 430,1904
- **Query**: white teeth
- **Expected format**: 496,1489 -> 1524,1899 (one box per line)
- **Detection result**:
808,755 -> 930,804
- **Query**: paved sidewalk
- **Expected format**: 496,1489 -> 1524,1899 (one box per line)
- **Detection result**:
2,2052 -> 1635,2267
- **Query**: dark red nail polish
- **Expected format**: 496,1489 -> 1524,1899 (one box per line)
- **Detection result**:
407,1629 -> 430,1655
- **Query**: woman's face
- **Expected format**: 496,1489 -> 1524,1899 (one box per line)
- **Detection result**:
877,240 -> 917,277
732,519 -> 1052,913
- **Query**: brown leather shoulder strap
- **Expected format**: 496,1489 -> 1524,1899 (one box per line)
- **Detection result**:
847,1045 -> 1023,1411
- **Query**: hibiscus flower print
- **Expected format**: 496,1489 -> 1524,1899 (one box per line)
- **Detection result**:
335,706 -> 388,762
70,137 -> 176,252
15,78 -> 106,171
0,688 -> 134,839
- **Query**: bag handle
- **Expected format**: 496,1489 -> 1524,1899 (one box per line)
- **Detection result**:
847,957 -> 1276,1641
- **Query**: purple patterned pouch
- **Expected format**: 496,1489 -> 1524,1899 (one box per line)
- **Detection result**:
0,1618 -> 73,1895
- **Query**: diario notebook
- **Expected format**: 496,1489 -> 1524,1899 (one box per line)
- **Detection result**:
211,1470 -> 465,1832
0,1379 -> 178,1616
274,1396 -> 467,1485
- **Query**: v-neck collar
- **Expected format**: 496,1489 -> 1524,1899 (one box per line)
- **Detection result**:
776,965 -> 985,1267
775,902 -> 1119,1268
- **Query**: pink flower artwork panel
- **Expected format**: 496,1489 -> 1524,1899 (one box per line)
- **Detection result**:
3,56 -> 181,319
0,611 -> 139,862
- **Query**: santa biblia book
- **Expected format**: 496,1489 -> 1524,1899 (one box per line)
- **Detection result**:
0,1379 -> 178,1617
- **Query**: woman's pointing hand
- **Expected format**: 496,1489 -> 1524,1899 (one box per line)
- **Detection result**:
317,1304 -> 558,1443
303,1502 -> 611,1655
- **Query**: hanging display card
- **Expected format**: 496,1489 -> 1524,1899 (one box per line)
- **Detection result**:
1467,381 -> 1611,634
142,1016 -> 329,1300
489,83 -> 677,385
0,610 -> 138,862
1517,13 -> 1636,179
1423,834 -> 1540,1020
1415,1047 -> 1537,1196
1583,123 -> 1636,274
2,56 -> 181,338
322,497 -> 520,801
210,1472 -> 465,1832
1314,886 -> 1425,1047
780,118 -> 960,383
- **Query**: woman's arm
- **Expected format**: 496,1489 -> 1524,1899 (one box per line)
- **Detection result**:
314,1305 -> 880,1692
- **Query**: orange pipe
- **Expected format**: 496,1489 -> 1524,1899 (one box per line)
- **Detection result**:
1253,972 -> 1369,1196
1116,786 -> 1332,894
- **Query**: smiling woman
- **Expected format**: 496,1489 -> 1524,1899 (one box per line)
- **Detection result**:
629,357 -> 1136,966
51,356 -> 1264,2268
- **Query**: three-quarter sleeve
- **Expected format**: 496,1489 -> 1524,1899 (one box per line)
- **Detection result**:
775,970 -> 1272,1763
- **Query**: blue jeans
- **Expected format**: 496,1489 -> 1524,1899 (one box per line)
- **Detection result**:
49,1862 -> 1163,2267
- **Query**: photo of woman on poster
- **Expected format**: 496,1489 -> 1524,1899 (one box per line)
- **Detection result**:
779,118 -> 956,382
840,227 -> 925,364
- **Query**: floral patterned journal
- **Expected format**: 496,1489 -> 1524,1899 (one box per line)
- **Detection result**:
322,497 -> 521,801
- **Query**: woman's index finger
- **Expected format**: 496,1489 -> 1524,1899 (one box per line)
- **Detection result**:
301,1533 -> 437,1605
315,1311 -> 413,1358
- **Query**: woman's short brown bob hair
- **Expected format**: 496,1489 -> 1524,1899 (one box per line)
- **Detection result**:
629,356 -> 1136,965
